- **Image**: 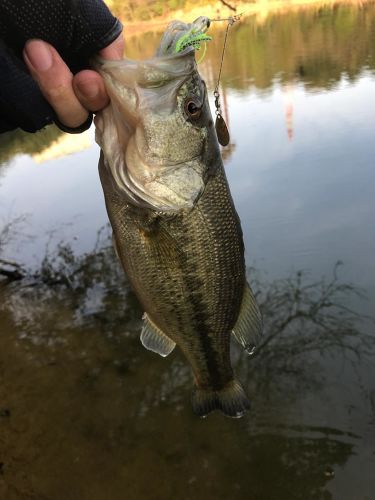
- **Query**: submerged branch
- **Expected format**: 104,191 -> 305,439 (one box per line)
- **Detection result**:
0,258 -> 25,281
250,261 -> 374,366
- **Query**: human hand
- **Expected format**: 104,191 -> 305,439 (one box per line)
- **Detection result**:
23,34 -> 124,130
0,0 -> 123,134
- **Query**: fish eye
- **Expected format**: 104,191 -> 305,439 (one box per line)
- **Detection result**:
184,98 -> 202,119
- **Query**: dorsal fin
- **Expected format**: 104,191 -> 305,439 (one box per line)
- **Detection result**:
140,313 -> 176,357
232,283 -> 263,355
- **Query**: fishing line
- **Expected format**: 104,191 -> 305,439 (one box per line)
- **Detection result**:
210,14 -> 243,146
170,13 -> 243,146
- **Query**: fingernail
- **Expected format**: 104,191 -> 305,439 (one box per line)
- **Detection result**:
24,40 -> 53,72
76,80 -> 100,99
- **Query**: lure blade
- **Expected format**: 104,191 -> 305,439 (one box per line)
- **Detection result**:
215,114 -> 230,146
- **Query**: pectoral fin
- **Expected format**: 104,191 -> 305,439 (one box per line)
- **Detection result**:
140,313 -> 176,357
232,282 -> 263,354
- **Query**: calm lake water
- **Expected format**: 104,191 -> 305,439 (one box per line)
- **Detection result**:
1,3 -> 375,500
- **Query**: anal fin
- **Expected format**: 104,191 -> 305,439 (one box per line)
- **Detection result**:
232,282 -> 263,354
140,313 -> 176,357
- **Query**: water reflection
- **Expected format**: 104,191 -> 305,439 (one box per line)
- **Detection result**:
125,3 -> 375,92
0,126 -> 62,168
1,3 -> 375,498
1,3 -> 374,170
1,228 -> 373,402
1,4 -> 374,170
0,228 -> 373,499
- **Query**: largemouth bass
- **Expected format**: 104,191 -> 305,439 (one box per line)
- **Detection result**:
94,18 -> 262,417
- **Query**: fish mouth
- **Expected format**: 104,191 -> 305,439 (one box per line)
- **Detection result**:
92,46 -> 194,67
94,27 -> 209,212
92,47 -> 196,91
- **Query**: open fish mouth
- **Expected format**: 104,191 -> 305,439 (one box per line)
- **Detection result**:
94,30 -> 209,211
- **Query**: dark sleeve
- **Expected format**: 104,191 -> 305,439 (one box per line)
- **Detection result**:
0,0 -> 123,133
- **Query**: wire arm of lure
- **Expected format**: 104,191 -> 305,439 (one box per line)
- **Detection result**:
210,12 -> 245,24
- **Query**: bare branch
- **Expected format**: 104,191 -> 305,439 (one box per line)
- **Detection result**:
218,0 -> 237,13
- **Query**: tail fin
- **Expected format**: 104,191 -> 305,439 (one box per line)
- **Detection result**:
191,380 -> 250,418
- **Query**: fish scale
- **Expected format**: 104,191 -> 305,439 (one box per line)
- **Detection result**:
101,158 -> 244,391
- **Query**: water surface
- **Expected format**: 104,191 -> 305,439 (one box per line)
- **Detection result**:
1,4 -> 375,500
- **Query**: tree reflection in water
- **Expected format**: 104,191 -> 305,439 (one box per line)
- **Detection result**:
1,226 -> 374,500
238,262 -> 374,397
1,226 -> 373,401
0,126 -> 62,168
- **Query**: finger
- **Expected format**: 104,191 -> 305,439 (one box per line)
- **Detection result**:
23,39 -> 89,128
73,34 -> 125,112
73,70 -> 109,112
99,34 -> 124,60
